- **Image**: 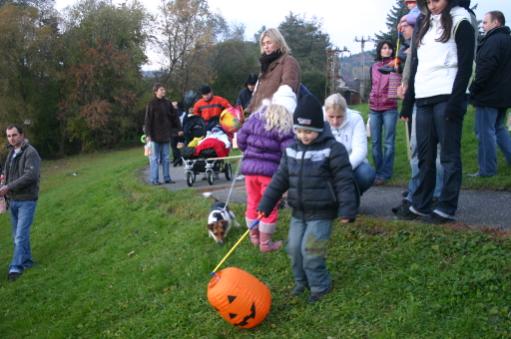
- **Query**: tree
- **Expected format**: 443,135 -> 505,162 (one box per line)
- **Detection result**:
209,39 -> 259,102
58,0 -> 148,152
155,0 -> 224,96
0,2 -> 61,156
374,0 -> 408,43
279,13 -> 331,101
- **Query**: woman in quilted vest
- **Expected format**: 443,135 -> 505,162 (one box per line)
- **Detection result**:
397,0 -> 475,223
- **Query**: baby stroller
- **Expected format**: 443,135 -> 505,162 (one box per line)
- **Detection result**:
180,115 -> 233,187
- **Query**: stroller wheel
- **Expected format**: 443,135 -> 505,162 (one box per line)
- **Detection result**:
207,170 -> 215,185
186,171 -> 195,187
224,163 -> 232,181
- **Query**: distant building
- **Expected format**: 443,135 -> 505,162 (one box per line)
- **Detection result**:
336,76 -> 361,105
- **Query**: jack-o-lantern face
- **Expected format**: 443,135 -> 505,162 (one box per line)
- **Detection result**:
208,267 -> 272,329
222,295 -> 257,327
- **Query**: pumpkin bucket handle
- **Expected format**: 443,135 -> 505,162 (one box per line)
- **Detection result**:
210,219 -> 260,274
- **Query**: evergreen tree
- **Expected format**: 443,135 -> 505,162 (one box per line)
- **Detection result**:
374,0 -> 408,43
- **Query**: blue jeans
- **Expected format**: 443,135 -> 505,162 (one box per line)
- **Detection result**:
149,142 -> 171,183
9,200 -> 37,273
475,106 -> 511,176
370,109 -> 398,180
287,218 -> 332,294
407,108 -> 443,201
354,162 -> 376,195
413,100 -> 466,216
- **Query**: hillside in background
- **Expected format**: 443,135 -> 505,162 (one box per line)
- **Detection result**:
339,51 -> 375,91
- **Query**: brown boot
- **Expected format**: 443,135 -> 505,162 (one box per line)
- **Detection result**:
249,228 -> 260,246
259,232 -> 282,252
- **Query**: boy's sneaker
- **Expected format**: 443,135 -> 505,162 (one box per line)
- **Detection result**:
7,271 -> 21,282
307,284 -> 332,304
291,284 -> 309,296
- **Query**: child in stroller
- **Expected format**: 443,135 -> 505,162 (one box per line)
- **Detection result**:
179,114 -> 233,186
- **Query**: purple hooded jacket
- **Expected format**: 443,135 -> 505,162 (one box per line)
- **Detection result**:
237,108 -> 295,177
369,58 -> 398,112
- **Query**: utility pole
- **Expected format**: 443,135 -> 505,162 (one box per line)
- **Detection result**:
339,46 -> 351,87
326,47 -> 351,97
325,48 -> 339,97
354,36 -> 373,100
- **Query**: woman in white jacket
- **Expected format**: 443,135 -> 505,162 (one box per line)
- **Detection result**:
324,93 -> 376,194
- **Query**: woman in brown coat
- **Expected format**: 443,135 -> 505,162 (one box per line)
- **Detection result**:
246,28 -> 301,114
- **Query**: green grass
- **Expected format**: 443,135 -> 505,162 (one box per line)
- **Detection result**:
0,147 -> 510,337
352,104 -> 511,190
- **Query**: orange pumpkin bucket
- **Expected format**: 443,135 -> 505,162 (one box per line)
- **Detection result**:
207,267 -> 272,329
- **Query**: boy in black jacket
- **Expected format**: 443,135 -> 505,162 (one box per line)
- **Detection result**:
258,94 -> 359,303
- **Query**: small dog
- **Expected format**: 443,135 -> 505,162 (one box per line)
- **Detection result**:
207,201 -> 240,245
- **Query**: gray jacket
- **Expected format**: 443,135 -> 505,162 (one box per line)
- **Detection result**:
2,142 -> 41,201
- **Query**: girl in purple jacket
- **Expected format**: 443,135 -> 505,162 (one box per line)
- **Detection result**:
369,40 -> 399,185
237,85 -> 296,252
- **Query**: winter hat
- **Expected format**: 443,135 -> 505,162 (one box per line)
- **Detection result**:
293,94 -> 324,132
270,85 -> 297,115
407,6 -> 420,26
246,74 -> 258,86
199,84 -> 212,95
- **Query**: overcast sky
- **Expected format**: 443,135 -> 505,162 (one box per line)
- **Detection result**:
55,0 -> 511,70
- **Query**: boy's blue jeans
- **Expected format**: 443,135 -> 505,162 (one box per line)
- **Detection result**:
287,218 -> 332,294
9,200 -> 37,273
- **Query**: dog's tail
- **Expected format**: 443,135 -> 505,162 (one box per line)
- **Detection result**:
202,192 -> 219,202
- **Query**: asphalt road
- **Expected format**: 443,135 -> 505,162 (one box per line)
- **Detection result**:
143,164 -> 511,230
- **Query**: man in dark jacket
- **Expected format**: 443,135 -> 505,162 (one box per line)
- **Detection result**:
236,74 -> 258,111
469,11 -> 511,177
144,83 -> 182,185
258,94 -> 358,303
0,124 -> 41,281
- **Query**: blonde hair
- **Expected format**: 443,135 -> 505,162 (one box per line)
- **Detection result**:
264,103 -> 294,134
324,93 -> 347,114
259,28 -> 291,54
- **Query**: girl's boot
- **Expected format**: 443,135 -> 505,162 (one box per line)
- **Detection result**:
259,232 -> 282,252
246,218 -> 259,246
249,228 -> 260,246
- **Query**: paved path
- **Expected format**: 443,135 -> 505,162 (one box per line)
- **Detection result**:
143,164 -> 511,230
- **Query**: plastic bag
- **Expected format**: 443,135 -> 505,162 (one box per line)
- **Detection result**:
387,72 -> 402,100
144,142 -> 153,157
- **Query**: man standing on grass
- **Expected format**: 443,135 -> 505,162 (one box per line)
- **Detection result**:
469,11 -> 511,177
144,83 -> 182,185
0,124 -> 41,282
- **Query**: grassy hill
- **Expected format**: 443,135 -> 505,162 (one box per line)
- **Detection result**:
0,106 -> 510,337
